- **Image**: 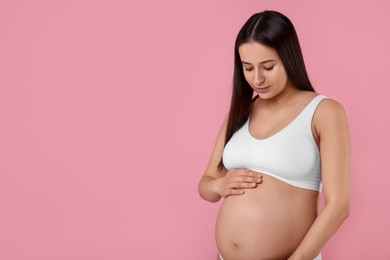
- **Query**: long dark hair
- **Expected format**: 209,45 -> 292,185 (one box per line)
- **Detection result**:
218,10 -> 316,170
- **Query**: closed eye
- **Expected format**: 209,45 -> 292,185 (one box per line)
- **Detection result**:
243,67 -> 253,71
264,66 -> 274,71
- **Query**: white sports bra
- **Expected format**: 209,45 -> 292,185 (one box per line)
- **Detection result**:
222,94 -> 327,191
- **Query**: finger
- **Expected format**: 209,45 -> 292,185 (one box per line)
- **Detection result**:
230,181 -> 258,189
239,169 -> 256,175
247,170 -> 263,178
247,171 -> 263,182
254,175 -> 262,183
228,174 -> 261,184
240,169 -> 263,178
238,175 -> 262,183
224,189 -> 245,197
227,173 -> 257,182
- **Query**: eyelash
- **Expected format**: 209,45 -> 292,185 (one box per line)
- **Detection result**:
244,66 -> 274,71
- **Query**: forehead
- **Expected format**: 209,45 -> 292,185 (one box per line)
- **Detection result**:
238,41 -> 279,63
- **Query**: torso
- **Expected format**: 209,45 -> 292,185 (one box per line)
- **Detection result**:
216,176 -> 318,260
216,91 -> 321,260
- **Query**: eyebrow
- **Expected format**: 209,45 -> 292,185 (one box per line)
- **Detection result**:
241,59 -> 276,65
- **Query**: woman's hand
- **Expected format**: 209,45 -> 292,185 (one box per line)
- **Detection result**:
213,169 -> 262,198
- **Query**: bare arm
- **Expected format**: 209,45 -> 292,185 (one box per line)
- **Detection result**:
198,115 -> 262,203
289,99 -> 351,259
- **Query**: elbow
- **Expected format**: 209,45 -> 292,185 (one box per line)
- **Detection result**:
325,199 -> 350,222
344,201 -> 350,219
202,194 -> 221,203
198,177 -> 221,203
335,200 -> 350,222
340,202 -> 350,221
198,190 -> 221,203
339,195 -> 350,220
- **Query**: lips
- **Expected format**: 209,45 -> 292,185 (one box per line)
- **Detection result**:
254,85 -> 270,93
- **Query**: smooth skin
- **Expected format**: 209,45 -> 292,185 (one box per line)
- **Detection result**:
198,41 -> 350,259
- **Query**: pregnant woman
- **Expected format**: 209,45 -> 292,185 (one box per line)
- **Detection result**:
198,10 -> 350,260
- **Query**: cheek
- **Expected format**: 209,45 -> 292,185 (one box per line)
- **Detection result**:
273,67 -> 288,84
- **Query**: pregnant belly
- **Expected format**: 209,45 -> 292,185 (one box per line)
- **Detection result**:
216,174 -> 318,260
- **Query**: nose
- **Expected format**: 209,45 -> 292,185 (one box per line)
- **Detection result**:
254,68 -> 265,86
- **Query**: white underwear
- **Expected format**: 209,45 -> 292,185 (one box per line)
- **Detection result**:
219,252 -> 322,260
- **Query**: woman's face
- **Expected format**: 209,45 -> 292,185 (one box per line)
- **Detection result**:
238,41 -> 292,99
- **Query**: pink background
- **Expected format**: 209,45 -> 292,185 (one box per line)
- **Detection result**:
0,0 -> 389,259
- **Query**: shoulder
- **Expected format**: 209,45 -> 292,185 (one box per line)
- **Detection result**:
313,96 -> 349,136
316,96 -> 347,118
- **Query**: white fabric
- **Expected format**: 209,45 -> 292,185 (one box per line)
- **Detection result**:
218,252 -> 322,259
222,94 -> 327,191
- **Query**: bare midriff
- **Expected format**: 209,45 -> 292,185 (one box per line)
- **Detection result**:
216,173 -> 319,260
